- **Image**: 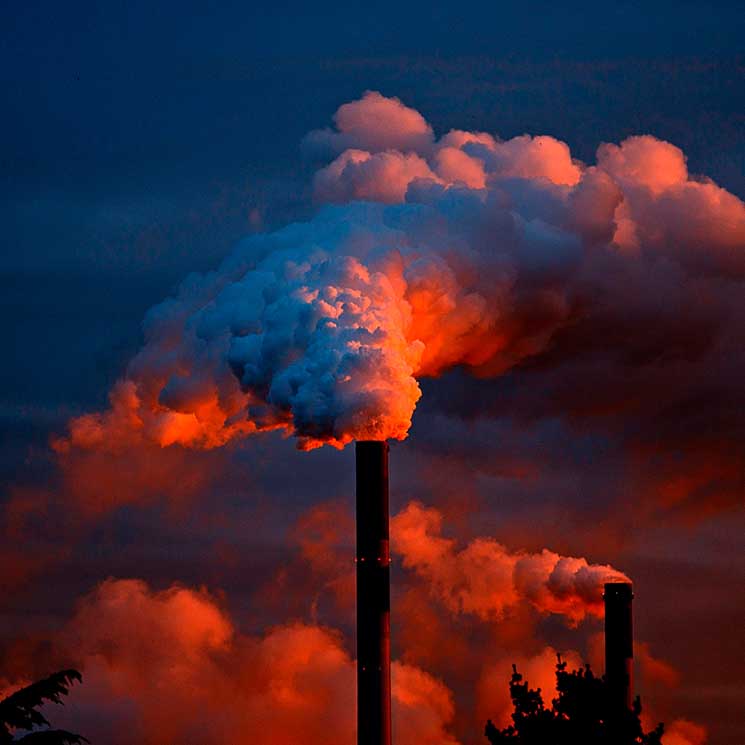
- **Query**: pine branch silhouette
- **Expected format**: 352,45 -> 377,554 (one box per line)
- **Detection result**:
0,670 -> 88,745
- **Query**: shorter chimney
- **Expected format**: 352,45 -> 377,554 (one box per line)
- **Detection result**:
604,581 -> 634,713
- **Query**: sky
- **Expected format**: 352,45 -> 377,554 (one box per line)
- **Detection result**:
1,2 -> 744,744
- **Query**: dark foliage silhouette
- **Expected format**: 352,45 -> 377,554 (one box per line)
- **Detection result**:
484,656 -> 664,745
0,670 -> 88,744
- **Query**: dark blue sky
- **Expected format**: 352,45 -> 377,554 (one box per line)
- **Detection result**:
2,3 -> 745,744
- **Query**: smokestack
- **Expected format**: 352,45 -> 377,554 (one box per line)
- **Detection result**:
356,441 -> 392,745
604,581 -> 634,713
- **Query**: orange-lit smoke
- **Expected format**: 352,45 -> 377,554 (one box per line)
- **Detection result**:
661,719 -> 708,745
284,500 -> 629,628
53,90 -> 745,471
40,578 -> 461,745
1,502 -> 704,745
34,576 -> 704,745
392,501 -> 628,624
48,381 -> 224,515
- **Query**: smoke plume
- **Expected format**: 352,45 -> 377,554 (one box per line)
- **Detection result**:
288,500 -> 628,625
393,501 -> 628,623
54,90 -> 745,461
0,510 -> 703,745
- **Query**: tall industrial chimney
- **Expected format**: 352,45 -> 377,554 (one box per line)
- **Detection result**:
604,581 -> 634,713
356,441 -> 392,745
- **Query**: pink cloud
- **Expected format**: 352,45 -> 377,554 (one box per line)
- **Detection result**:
314,148 -> 439,204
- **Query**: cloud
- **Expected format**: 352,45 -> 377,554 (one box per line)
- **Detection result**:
38,578 -> 461,745
597,136 -> 688,195
0,500 -> 704,745
314,149 -> 438,204
662,719 -> 708,745
47,91 -> 745,525
477,134 -> 582,186
303,90 -> 435,156
392,501 -> 628,624
283,499 -> 629,629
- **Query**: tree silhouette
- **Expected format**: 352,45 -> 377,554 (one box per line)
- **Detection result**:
0,670 -> 88,744
484,655 -> 665,745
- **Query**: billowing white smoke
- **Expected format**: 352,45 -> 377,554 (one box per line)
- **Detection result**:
59,91 -> 745,452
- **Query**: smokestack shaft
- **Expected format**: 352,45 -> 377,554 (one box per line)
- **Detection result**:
356,441 -> 392,745
604,582 -> 634,713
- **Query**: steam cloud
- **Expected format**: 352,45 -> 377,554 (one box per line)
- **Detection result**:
31,578 -> 459,745
4,91 -> 725,745
4,575 -> 701,745
0,502 -> 703,745
55,91 -> 745,454
392,502 -> 629,623
295,500 -> 630,624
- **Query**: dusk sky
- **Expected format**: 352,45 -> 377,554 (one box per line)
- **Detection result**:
2,3 -> 745,744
